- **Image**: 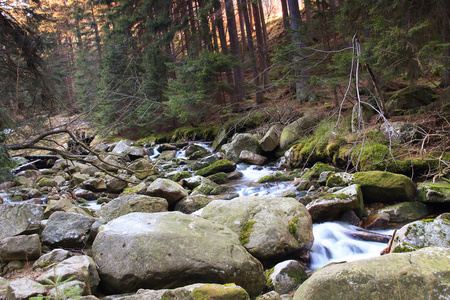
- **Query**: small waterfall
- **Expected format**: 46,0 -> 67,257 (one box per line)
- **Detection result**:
309,222 -> 394,270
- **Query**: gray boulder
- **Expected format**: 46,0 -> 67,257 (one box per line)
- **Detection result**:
351,171 -> 416,203
306,184 -> 364,222
37,255 -> 100,295
191,153 -> 222,170
146,178 -> 188,205
279,114 -> 318,151
174,195 -> 214,214
112,139 -> 132,154
105,174 -> 127,193
0,234 -> 41,262
269,260 -> 307,295
42,211 -> 95,248
380,121 -> 422,143
44,197 -> 77,218
293,247 -> 450,300
259,124 -> 283,152
128,158 -> 157,180
386,85 -> 434,116
6,278 -> 47,300
117,195 -> 168,217
221,133 -> 262,162
82,176 -> 106,192
0,203 -> 43,240
239,150 -> 267,165
201,196 -> 313,262
95,194 -> 135,222
417,181 -> 450,203
373,202 -> 430,223
390,218 -> 450,253
92,212 -> 266,296
114,283 -> 249,300
33,249 -> 74,269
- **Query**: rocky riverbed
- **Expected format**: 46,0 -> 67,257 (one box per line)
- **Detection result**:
0,134 -> 449,299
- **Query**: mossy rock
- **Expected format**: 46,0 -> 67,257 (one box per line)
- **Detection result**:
194,159 -> 236,177
188,148 -> 210,160
36,177 -> 58,188
206,172 -> 228,184
417,181 -> 450,203
256,172 -> 289,183
386,85 -> 435,116
352,171 -> 416,203
374,202 -> 430,223
171,171 -> 192,182
301,162 -> 340,182
192,183 -> 215,195
191,283 -> 250,300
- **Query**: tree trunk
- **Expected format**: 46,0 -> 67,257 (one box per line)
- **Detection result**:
252,0 -> 270,90
280,0 -> 291,42
257,0 -> 269,48
216,6 -> 239,104
90,4 -> 102,60
236,0 -> 248,52
242,0 -> 263,104
304,0 -> 313,38
287,0 -> 310,101
224,0 -> 245,102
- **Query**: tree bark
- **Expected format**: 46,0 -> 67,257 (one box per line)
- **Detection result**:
252,0 -> 270,90
224,0 -> 245,102
280,0 -> 291,42
236,0 -> 248,52
216,6 -> 239,104
242,0 -> 263,104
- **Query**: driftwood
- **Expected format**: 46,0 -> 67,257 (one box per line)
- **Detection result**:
343,228 -> 392,243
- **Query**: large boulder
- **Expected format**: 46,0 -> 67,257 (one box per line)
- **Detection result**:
37,255 -> 100,295
220,133 -> 262,162
0,234 -> 41,262
268,260 -> 307,295
115,283 -> 249,300
117,195 -> 168,217
259,124 -> 283,152
417,181 -> 450,203
128,158 -> 157,180
373,202 -> 430,223
146,178 -> 188,205
95,194 -> 135,222
92,212 -> 266,296
193,159 -> 237,177
0,203 -> 44,240
6,278 -> 47,300
294,247 -> 450,300
239,150 -> 267,165
201,196 -> 313,262
380,121 -> 422,143
386,85 -> 434,116
293,247 -> 450,300
279,114 -> 318,151
306,184 -> 364,222
390,217 -> 450,253
351,171 -> 416,203
41,211 -> 95,248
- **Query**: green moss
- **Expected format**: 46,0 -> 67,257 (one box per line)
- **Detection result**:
391,242 -> 419,253
256,172 -> 289,183
301,162 -> 338,181
264,268 -> 274,290
191,284 -> 249,300
240,220 -> 256,245
171,171 -> 191,182
207,172 -> 228,184
287,270 -> 308,283
194,159 -> 236,177
289,218 -> 299,235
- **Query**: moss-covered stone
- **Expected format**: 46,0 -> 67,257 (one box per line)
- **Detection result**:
352,171 -> 416,203
256,172 -> 289,183
240,220 -> 256,245
374,202 -> 430,223
301,162 -> 340,182
207,172 -> 228,184
386,85 -> 435,116
191,284 -> 250,300
194,159 -> 236,177
171,171 -> 191,182
417,181 -> 450,203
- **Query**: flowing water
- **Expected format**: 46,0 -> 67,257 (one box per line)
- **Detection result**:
2,141 -> 393,270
